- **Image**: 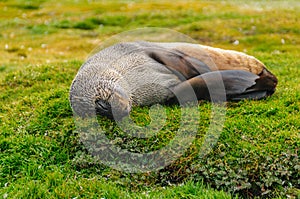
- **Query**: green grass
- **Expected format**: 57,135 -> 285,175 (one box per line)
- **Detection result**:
0,0 -> 299,198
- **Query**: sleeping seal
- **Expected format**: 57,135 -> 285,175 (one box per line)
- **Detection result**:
70,41 -> 277,119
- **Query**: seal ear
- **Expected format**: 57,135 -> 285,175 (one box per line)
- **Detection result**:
168,70 -> 276,103
145,48 -> 211,80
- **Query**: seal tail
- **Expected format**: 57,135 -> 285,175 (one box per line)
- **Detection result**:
168,69 -> 277,103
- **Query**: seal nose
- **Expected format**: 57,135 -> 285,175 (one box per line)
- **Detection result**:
95,99 -> 130,120
95,99 -> 113,119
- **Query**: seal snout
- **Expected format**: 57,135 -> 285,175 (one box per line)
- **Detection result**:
95,99 -> 113,119
95,95 -> 131,120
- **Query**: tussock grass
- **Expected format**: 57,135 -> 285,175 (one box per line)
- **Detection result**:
0,0 -> 299,198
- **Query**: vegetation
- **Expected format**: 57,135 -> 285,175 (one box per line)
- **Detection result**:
0,0 -> 299,198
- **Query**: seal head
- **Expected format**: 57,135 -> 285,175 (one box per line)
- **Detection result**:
70,77 -> 131,120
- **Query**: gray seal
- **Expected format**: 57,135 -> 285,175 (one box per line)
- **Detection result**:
70,41 -> 277,119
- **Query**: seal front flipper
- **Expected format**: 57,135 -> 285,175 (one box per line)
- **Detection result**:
167,70 -> 276,103
145,48 -> 211,80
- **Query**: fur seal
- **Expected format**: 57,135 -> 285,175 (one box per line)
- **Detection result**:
70,41 -> 277,119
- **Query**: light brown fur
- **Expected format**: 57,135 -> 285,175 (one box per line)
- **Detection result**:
174,45 -> 265,75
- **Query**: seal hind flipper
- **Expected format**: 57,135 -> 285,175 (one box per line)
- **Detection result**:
168,70 -> 276,103
226,68 -> 277,100
145,48 -> 211,80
